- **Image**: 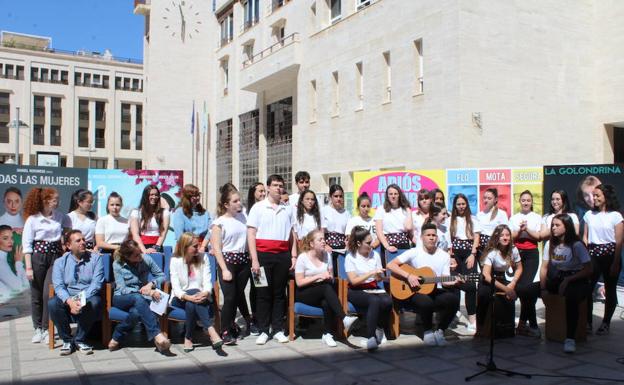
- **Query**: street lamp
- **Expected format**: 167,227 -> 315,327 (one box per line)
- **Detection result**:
81,146 -> 97,168
5,107 -> 29,165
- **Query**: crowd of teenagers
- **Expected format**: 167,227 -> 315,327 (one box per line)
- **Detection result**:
4,170 -> 622,356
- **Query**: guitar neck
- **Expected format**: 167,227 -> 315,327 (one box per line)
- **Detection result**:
421,275 -> 456,284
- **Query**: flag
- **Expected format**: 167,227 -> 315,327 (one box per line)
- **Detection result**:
190,100 -> 195,135
201,101 -> 208,134
195,110 -> 200,151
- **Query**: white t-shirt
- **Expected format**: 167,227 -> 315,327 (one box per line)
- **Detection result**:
542,213 -> 580,231
411,211 -> 428,242
0,212 -> 24,230
396,245 -> 451,288
437,221 -> 452,251
582,210 -> 624,244
452,215 -> 481,240
293,212 -> 325,240
130,208 -> 170,237
477,209 -> 508,237
345,216 -> 377,241
68,211 -> 97,242
247,199 -> 293,241
211,213 -> 248,253
95,214 -> 129,245
295,251 -> 332,277
373,207 -> 409,234
543,241 -> 590,272
344,250 -> 383,284
509,212 -> 542,238
483,248 -> 521,273
322,206 -> 350,233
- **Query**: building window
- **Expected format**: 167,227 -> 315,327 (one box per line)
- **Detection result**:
309,80 -> 317,122
33,95 -> 45,145
50,125 -> 61,146
216,119 -> 233,189
75,72 -> 82,86
33,95 -> 45,118
30,67 -> 39,81
136,104 -> 143,150
61,70 -> 69,84
383,51 -> 391,103
356,62 -> 363,109
91,159 -> 107,169
16,65 -> 24,80
330,0 -> 341,23
243,0 -> 260,30
357,0 -> 372,10
614,127 -> 624,164
0,92 -> 9,143
219,12 -> 234,47
121,103 -> 131,150
33,124 -> 44,145
51,70 -> 59,83
414,39 -> 423,94
331,71 -> 339,116
239,110 -> 259,193
95,101 -> 106,148
50,97 -> 62,146
266,97 -> 292,188
78,99 -> 89,148
4,64 -> 14,79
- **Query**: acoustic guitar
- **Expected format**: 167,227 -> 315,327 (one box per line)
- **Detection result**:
390,264 -> 479,300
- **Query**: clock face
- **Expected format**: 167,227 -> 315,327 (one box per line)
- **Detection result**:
163,0 -> 202,42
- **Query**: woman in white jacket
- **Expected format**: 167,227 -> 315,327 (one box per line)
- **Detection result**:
169,232 -> 222,352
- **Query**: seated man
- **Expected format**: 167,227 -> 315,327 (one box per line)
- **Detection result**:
48,230 -> 104,355
387,223 -> 461,346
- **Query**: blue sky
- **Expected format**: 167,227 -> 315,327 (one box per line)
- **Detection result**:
0,0 -> 143,60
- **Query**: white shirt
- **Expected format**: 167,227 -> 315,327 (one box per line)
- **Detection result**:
293,212 -> 325,240
477,209 -> 509,236
452,215 -> 481,240
542,213 -> 579,231
344,250 -> 383,284
68,211 -> 97,242
246,199 -> 293,241
95,214 -> 129,245
168,254 -> 212,302
322,206 -> 350,233
583,210 -> 624,244
22,211 -> 72,254
411,211 -> 428,242
0,212 -> 24,230
211,213 -> 248,253
295,251 -> 332,277
483,248 -> 521,273
130,208 -> 170,237
509,212 -> 542,238
373,207 -> 409,233
396,245 -> 451,288
345,216 -> 377,241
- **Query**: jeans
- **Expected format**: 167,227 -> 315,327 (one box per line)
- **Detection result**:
170,288 -> 214,339
112,293 -> 161,342
48,295 -> 102,344
296,282 -> 345,334
347,289 -> 393,338
255,251 -> 291,334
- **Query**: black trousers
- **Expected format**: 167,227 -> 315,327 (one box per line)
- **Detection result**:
347,289 -> 393,338
218,261 -> 251,332
518,248 -> 540,326
587,244 -> 620,325
255,251 -> 291,334
296,282 -> 345,334
453,248 -> 477,315
408,289 -> 459,331
30,251 -> 58,330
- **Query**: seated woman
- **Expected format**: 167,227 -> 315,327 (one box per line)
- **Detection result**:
295,230 -> 357,347
345,226 -> 393,351
540,214 -> 591,353
169,232 -> 222,352
109,239 -> 170,352
476,224 -> 523,335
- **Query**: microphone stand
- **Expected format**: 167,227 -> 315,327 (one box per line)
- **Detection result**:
465,275 -> 531,381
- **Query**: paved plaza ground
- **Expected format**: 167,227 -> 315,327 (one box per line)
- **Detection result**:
1,292 -> 623,385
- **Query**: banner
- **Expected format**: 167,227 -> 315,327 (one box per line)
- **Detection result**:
88,169 -> 184,247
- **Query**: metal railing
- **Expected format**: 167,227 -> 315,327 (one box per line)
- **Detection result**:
243,32 -> 299,68
1,41 -> 142,65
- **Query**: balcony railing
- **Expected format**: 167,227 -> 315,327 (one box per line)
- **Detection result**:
242,33 -> 299,68
1,41 -> 142,64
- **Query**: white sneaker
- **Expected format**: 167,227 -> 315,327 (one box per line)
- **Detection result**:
466,323 -> 477,335
434,329 -> 448,346
42,329 -> 49,344
255,332 -> 270,345
31,328 -> 43,343
342,315 -> 358,334
365,336 -> 378,351
322,333 -> 337,347
563,338 -> 576,353
423,330 -> 437,346
273,331 -> 289,343
375,328 -> 387,345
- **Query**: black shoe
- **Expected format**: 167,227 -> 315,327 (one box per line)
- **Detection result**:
249,321 -> 260,336
231,323 -> 242,339
222,331 -> 236,346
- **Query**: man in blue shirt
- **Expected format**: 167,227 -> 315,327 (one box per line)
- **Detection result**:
48,230 -> 104,355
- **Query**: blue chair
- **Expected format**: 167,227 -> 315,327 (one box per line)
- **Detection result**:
287,279 -> 334,341
163,254 -> 220,337
103,253 -> 165,345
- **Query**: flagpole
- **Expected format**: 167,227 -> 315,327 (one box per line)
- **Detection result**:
191,100 -> 195,185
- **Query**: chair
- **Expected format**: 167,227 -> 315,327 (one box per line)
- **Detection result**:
48,253 -> 111,350
103,252 -> 166,345
163,254 -> 220,337
287,279 -> 343,341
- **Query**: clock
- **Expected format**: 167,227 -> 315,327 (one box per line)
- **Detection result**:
163,0 -> 202,42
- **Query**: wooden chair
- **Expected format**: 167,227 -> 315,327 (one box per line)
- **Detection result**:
543,293 -> 587,342
384,249 -> 409,338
